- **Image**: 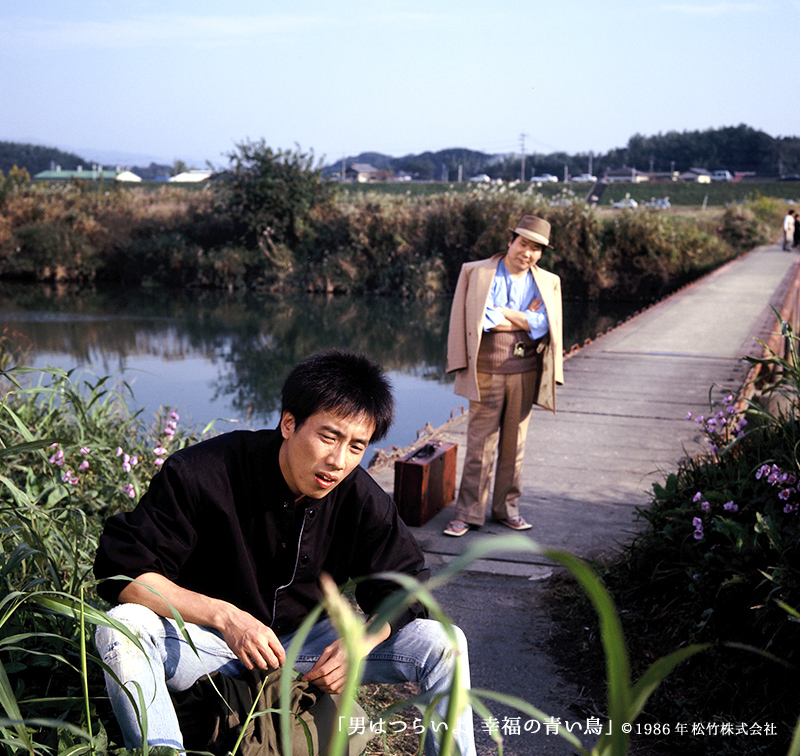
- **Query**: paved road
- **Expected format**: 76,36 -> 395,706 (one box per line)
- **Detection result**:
370,242 -> 800,756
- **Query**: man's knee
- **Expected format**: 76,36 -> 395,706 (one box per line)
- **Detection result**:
95,603 -> 164,661
402,619 -> 469,666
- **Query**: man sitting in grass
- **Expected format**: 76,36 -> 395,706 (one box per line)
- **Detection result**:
94,349 -> 476,756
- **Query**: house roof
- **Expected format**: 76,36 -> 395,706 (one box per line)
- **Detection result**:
349,163 -> 378,174
168,169 -> 214,182
33,167 -> 118,181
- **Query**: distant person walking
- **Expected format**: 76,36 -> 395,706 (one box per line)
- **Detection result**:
784,208 -> 796,251
443,215 -> 563,537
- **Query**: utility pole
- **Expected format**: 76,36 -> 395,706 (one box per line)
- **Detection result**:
519,133 -> 528,181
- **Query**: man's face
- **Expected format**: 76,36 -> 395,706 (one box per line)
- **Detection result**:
278,409 -> 376,499
504,235 -> 544,275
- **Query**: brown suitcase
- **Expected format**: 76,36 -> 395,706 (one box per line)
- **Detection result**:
393,440 -> 457,526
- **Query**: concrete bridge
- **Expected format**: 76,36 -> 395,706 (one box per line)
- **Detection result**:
370,241 -> 800,756
373,241 -> 800,574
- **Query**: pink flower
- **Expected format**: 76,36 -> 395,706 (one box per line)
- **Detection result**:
116,447 -> 124,457
79,460 -> 89,471
80,447 -> 91,455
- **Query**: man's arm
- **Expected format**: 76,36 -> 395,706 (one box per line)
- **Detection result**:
118,572 -> 286,671
489,299 -> 543,332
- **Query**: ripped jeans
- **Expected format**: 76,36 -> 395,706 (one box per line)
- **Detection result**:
95,604 -> 476,756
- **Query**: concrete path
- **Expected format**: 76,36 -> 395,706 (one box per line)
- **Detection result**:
369,242 -> 800,756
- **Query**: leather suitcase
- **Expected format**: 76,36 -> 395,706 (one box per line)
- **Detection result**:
393,440 -> 457,526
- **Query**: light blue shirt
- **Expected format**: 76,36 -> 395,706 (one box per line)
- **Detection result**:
482,259 -> 549,339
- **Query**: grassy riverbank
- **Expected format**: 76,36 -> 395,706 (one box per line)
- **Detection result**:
0,167 -> 788,302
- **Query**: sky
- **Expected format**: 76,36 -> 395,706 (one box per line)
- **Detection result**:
0,1 -> 796,170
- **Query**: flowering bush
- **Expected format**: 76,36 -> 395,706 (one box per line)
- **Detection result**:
590,328 -> 800,753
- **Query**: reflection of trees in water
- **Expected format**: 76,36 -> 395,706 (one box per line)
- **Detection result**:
0,283 -> 453,424
0,283 -> 640,426
213,296 -> 451,421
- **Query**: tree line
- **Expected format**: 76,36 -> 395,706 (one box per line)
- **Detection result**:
331,124 -> 800,181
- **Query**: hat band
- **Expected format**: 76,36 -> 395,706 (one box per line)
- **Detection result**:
515,228 -> 549,246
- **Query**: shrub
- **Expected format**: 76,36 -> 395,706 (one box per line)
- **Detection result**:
586,325 -> 800,753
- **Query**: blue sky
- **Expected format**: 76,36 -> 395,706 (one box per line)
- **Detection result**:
0,1 -> 795,169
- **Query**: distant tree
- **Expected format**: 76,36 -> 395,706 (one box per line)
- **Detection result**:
0,141 -> 87,175
219,139 -> 331,250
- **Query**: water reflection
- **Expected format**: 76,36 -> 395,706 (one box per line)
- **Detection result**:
0,283 -> 638,451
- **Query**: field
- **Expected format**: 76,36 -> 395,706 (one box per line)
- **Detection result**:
334,179 -> 800,206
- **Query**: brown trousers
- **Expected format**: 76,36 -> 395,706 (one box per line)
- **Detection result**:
453,370 -> 538,526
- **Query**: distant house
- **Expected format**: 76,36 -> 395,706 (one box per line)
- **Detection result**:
603,167 -> 649,184
345,163 -> 379,183
678,168 -> 712,183
33,165 -> 120,181
115,170 -> 142,182
168,169 -> 214,183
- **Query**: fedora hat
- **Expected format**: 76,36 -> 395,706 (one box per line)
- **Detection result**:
509,215 -> 553,248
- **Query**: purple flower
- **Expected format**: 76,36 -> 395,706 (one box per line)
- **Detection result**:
701,501 -> 711,512
686,411 -> 693,421
693,492 -> 703,502
779,489 -> 792,500
784,503 -> 796,514
693,528 -> 704,540
155,458 -> 165,466
723,501 -> 738,512
154,446 -> 167,456
170,411 -> 180,421
79,460 -> 89,471
123,483 -> 136,499
80,447 -> 91,455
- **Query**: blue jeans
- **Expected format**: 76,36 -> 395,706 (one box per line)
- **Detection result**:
95,603 -> 476,756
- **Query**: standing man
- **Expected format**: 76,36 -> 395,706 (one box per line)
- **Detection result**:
444,215 -> 563,537
94,349 -> 475,756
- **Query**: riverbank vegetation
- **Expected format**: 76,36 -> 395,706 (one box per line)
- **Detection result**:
550,332 -> 800,755
0,142 -> 788,302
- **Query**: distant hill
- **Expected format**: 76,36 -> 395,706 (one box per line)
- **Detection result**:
0,141 -> 88,175
325,125 -> 800,181
322,147 -> 496,181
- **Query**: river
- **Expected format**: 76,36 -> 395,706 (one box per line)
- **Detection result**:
0,283 -> 639,457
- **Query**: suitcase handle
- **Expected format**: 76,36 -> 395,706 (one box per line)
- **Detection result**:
409,440 -> 441,460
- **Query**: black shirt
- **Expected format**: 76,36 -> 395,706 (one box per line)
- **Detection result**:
93,429 -> 429,635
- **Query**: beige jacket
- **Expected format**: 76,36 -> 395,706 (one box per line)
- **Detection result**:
446,253 -> 564,412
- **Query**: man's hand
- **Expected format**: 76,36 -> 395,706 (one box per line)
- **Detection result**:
302,622 -> 391,694
528,298 -> 543,312
220,608 -> 286,671
302,638 -> 349,693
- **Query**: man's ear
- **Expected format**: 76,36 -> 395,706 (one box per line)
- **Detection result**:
279,411 -> 296,439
